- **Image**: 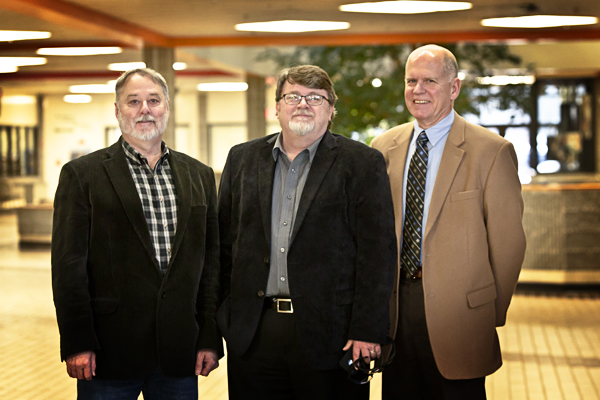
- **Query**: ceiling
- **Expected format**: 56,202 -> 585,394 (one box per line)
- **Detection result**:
1,0 -> 600,95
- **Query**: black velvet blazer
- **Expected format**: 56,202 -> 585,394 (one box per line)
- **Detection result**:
51,138 -> 222,379
217,130 -> 397,370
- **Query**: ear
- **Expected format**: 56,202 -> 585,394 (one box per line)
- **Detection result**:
114,102 -> 119,119
275,102 -> 281,119
450,77 -> 461,100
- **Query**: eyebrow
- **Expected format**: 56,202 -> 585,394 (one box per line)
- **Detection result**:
125,92 -> 162,99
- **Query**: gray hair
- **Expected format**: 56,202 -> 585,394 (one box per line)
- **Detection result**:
115,68 -> 169,103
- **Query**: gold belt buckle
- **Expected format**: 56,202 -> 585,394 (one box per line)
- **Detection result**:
276,298 -> 293,313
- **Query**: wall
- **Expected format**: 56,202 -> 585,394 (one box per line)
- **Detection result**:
0,96 -> 38,125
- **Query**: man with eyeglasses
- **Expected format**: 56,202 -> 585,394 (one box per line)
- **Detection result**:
217,65 -> 397,399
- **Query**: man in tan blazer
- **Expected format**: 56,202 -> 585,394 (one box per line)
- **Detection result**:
371,45 -> 526,399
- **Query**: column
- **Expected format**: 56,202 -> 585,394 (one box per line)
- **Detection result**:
143,46 -> 176,147
246,73 -> 266,141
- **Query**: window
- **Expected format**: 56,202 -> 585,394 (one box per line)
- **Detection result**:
0,125 -> 38,177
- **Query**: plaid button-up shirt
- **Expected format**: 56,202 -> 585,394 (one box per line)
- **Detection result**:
122,139 -> 178,275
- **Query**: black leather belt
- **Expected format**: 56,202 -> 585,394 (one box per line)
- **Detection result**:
265,297 -> 293,313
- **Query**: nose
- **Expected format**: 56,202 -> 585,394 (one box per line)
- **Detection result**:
413,81 -> 426,93
140,100 -> 151,114
297,96 -> 310,107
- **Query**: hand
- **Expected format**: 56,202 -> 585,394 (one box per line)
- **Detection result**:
195,350 -> 219,377
343,340 -> 382,363
66,350 -> 96,380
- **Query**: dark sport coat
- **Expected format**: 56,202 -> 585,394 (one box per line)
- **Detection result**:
217,130 -> 397,370
52,138 -> 222,379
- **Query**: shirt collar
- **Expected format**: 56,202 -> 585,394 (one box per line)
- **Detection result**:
413,110 -> 455,148
272,132 -> 324,163
121,137 -> 169,166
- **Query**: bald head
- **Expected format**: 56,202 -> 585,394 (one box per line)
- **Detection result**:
403,44 -> 461,129
407,45 -> 458,82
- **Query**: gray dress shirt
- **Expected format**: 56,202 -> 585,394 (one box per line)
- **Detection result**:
266,133 -> 323,297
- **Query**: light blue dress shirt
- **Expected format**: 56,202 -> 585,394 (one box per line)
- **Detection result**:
402,111 -> 455,263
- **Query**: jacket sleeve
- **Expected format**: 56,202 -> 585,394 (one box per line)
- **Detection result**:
347,149 -> 398,344
194,167 -> 224,356
51,163 -> 99,360
483,141 -> 526,326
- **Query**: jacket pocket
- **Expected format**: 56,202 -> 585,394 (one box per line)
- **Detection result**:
451,189 -> 481,202
90,298 -> 119,314
466,284 -> 496,309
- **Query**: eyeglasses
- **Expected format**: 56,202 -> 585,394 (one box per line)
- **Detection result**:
343,340 -> 396,385
282,93 -> 330,106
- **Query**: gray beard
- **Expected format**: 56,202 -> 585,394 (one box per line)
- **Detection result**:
289,120 -> 314,136
118,113 -> 166,141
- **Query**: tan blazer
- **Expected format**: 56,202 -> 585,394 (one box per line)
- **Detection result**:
372,112 -> 526,380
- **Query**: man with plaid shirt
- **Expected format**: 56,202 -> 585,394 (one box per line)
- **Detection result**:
52,68 -> 221,400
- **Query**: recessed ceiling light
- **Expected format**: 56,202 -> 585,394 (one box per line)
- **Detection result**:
197,82 -> 249,92
0,57 -> 47,67
235,20 -> 350,33
69,83 -> 116,94
0,65 -> 18,73
481,15 -> 598,28
64,95 -> 92,103
477,75 -> 536,85
173,62 -> 187,70
0,30 -> 51,42
0,57 -> 47,72
108,62 -> 146,71
37,47 -> 122,56
340,1 -> 472,14
1,95 -> 36,104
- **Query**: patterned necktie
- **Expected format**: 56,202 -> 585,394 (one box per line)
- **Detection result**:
401,131 -> 429,278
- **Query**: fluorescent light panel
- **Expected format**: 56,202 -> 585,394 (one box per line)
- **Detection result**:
197,82 -> 249,92
340,1 -> 472,14
0,57 -> 47,67
2,95 -> 36,105
235,20 -> 350,33
108,62 -> 188,71
64,95 -> 92,103
0,30 -> 51,41
37,47 -> 122,56
70,83 -> 116,94
481,15 -> 598,28
477,75 -> 536,85
108,62 -> 146,71
0,57 -> 47,73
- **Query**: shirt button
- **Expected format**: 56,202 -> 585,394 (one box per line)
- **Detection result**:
160,197 -> 164,202
291,169 -> 296,173
280,277 -> 286,282
280,248 -> 285,253
257,290 -> 265,297
283,221 -> 288,226
163,223 -> 168,228
287,195 -> 292,199
167,248 -> 171,253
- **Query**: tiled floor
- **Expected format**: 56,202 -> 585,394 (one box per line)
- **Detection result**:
0,246 -> 598,399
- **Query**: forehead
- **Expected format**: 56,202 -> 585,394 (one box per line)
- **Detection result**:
405,52 -> 445,78
282,81 -> 327,95
119,74 -> 164,98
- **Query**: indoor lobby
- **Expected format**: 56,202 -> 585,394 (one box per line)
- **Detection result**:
2,0 -> 600,399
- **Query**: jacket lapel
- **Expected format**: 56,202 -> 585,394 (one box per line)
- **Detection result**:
387,125 -> 412,243
168,151 -> 190,269
258,136 -> 278,244
290,131 -> 338,245
424,111 -> 466,241
102,139 -> 159,270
